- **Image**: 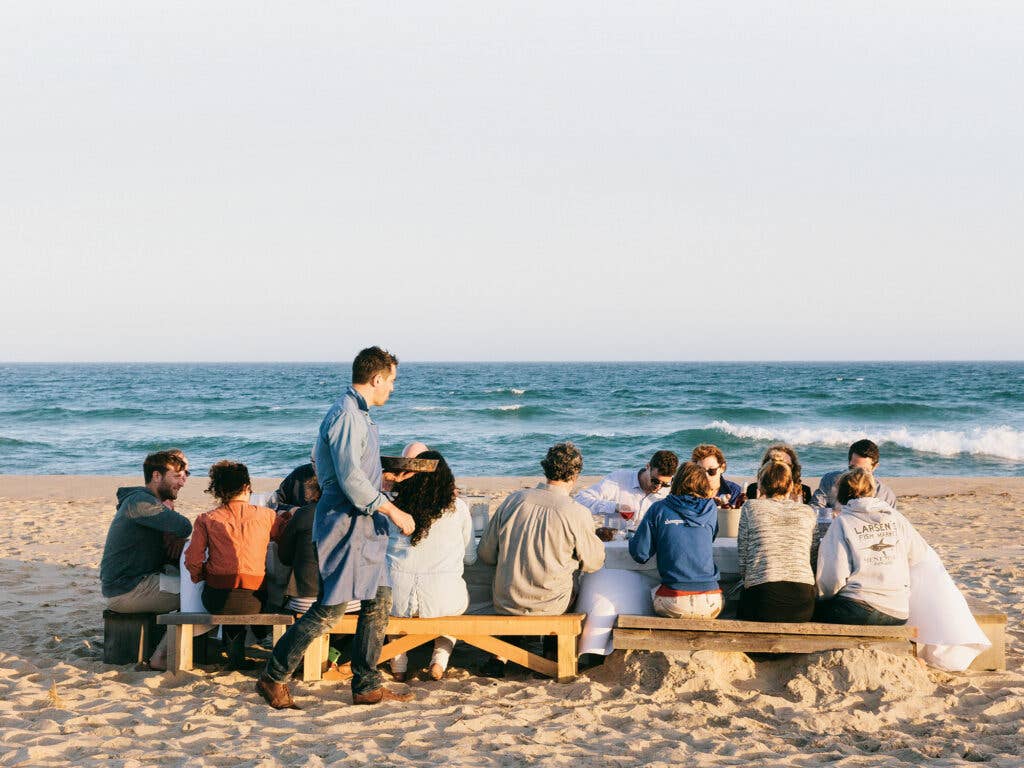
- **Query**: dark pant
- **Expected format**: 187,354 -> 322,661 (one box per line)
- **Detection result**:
202,586 -> 264,642
739,581 -> 816,622
814,595 -> 907,626
265,585 -> 391,695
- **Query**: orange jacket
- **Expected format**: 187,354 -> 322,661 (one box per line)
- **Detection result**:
185,501 -> 290,590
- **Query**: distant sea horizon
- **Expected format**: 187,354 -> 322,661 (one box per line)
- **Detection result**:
1,361 -> 1022,477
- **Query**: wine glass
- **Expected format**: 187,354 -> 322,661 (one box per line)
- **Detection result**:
618,504 -> 636,534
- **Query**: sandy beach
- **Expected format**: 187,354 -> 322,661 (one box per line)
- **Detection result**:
0,474 -> 1020,767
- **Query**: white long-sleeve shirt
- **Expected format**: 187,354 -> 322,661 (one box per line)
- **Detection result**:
574,468 -> 669,524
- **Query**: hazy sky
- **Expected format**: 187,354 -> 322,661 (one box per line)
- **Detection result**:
2,2 -> 1022,362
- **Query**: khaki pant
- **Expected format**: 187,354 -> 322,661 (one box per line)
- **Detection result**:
651,588 -> 722,620
106,571 -> 179,614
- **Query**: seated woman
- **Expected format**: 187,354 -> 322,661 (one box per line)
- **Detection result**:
815,469 -> 929,625
744,444 -> 813,504
737,461 -> 816,622
691,444 -> 744,507
185,460 -> 290,668
386,450 -> 475,681
629,462 -> 721,619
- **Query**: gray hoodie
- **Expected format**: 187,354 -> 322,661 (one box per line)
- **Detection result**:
815,496 -> 929,619
100,486 -> 193,598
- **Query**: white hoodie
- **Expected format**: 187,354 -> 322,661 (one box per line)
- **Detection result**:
815,496 -> 930,620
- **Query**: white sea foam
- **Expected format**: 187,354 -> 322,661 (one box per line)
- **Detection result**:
496,404 -> 522,411
412,405 -> 449,412
706,421 -> 1024,462
511,388 -> 527,396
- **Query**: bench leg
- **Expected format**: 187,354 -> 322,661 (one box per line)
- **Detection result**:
556,632 -> 578,682
378,634 -> 439,664
460,634 -> 559,679
302,634 -> 327,682
167,624 -> 193,673
271,624 -> 287,646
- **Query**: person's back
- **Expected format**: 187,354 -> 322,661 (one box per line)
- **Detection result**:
629,462 -> 723,620
186,500 -> 282,590
278,502 -> 319,611
479,483 -> 604,615
738,497 -> 815,588
815,469 -> 929,624
737,460 -> 816,622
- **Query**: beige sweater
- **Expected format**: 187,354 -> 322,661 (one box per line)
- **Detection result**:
737,497 -> 816,588
477,483 -> 605,615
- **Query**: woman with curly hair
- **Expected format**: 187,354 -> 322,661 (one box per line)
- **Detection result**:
385,450 -> 476,681
185,460 -> 290,667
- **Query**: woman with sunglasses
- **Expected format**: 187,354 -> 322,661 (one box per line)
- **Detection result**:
691,444 -> 744,508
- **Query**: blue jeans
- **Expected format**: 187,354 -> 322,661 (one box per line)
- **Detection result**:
265,585 -> 392,695
814,595 -> 907,626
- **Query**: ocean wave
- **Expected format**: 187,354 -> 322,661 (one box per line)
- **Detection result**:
471,404 -> 556,418
411,406 -> 450,412
1,406 -> 151,421
824,402 -> 971,420
705,421 -> 1024,462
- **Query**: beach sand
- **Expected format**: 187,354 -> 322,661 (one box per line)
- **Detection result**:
0,475 -> 1021,767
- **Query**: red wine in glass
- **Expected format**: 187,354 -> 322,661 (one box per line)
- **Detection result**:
619,508 -> 635,522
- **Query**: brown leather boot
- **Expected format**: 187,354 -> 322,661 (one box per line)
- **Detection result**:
255,675 -> 300,710
352,687 -> 414,705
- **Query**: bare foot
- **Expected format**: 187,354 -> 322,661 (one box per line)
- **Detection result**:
428,663 -> 445,680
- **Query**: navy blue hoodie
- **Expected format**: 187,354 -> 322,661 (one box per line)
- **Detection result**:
629,494 -> 720,591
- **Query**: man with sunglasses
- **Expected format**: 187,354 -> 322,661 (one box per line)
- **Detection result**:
100,450 -> 193,669
575,450 -> 679,525
691,444 -> 744,507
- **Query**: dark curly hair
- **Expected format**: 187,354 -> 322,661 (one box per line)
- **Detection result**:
391,450 -> 457,546
540,441 -> 583,482
206,460 -> 252,505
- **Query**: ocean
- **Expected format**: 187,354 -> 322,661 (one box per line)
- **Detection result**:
1,362 -> 1021,478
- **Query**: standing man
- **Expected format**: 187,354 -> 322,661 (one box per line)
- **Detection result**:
257,347 -> 416,709
574,450 -> 679,525
100,450 -> 193,670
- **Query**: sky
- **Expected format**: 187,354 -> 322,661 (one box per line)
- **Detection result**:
2,2 -> 1022,362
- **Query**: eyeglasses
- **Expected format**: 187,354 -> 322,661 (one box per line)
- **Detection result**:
704,466 -> 721,476
183,470 -> 191,477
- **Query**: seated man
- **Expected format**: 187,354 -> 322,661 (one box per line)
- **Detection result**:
100,450 -> 193,670
813,439 -> 897,509
477,442 -> 605,676
690,444 -> 744,507
574,449 -> 679,525
269,458 -> 317,510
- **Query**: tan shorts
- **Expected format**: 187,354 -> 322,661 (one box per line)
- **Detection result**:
106,571 -> 179,614
651,588 -> 722,620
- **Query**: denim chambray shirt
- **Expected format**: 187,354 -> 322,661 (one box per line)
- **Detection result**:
313,387 -> 391,604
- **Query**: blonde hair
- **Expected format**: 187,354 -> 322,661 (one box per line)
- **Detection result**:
757,461 -> 794,498
836,468 -> 876,504
670,462 -> 713,498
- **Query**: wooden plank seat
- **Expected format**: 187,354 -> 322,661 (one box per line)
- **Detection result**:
303,614 -> 585,684
966,598 -> 1008,671
156,613 -> 294,673
613,615 -> 918,655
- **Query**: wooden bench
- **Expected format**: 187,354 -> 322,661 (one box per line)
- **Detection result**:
967,598 -> 1007,672
300,614 -> 584,683
613,615 -> 918,655
156,613 -> 294,673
